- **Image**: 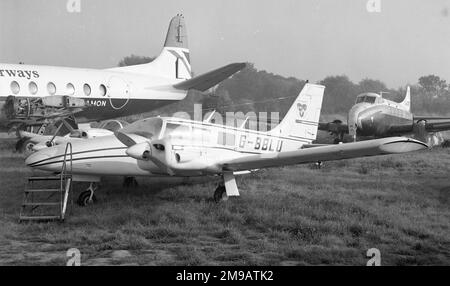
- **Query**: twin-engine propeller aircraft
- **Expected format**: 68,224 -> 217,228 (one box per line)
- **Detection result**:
0,15 -> 246,136
25,83 -> 427,206
319,87 -> 450,143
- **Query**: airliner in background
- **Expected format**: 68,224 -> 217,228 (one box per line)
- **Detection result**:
319,87 -> 450,144
0,15 -> 246,139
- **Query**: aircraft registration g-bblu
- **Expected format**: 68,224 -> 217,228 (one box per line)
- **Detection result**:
0,15 -> 246,133
25,83 -> 428,206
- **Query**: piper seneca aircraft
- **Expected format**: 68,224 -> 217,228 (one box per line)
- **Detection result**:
25,83 -> 427,206
0,14 -> 246,142
319,87 -> 450,143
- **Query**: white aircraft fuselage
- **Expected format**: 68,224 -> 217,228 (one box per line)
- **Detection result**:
0,61 -> 187,124
25,116 -> 307,178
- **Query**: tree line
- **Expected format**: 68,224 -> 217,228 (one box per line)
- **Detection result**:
119,55 -> 450,124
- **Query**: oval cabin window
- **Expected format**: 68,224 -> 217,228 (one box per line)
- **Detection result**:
99,84 -> 107,96
10,81 -> 20,94
28,82 -> 38,95
83,84 -> 91,96
47,82 -> 56,95
66,83 -> 75,95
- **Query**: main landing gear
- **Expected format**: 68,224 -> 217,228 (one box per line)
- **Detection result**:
213,172 -> 240,203
123,176 -> 138,188
77,182 -> 98,206
213,182 -> 228,203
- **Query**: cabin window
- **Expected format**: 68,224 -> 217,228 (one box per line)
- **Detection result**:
99,84 -> 107,96
28,82 -> 38,95
47,82 -> 56,95
66,83 -> 75,95
366,96 -> 376,103
119,117 -> 163,139
10,81 -> 20,94
83,84 -> 91,96
164,123 -> 191,136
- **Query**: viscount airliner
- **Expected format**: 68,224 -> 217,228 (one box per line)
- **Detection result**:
0,15 -> 246,136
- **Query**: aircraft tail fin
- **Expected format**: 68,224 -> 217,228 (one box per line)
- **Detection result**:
268,83 -> 325,143
112,14 -> 192,80
400,86 -> 411,112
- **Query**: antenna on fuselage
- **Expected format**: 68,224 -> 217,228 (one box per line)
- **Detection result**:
203,110 -> 216,123
239,117 -> 249,129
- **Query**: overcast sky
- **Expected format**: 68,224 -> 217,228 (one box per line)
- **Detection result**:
1,0 -> 449,88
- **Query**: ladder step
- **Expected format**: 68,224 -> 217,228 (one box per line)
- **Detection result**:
28,176 -> 62,181
25,188 -> 62,193
22,202 -> 61,207
19,215 -> 61,221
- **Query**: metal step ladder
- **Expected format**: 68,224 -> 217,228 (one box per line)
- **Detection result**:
19,143 -> 73,222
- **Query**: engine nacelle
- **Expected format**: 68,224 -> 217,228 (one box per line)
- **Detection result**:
2,95 -> 86,122
42,95 -> 86,108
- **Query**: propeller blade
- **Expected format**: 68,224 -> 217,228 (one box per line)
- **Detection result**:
115,131 -> 148,147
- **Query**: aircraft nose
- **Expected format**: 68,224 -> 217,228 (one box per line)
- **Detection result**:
25,151 -> 51,167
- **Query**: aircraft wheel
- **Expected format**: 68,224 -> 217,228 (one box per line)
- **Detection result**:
23,140 -> 36,156
123,176 -> 138,188
213,185 -> 228,203
77,190 -> 97,206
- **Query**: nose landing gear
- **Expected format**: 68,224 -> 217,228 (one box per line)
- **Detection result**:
77,182 -> 99,206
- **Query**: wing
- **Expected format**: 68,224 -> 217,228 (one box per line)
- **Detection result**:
219,137 -> 427,172
412,116 -> 450,133
424,120 -> 450,132
173,63 -> 247,92
19,131 -> 53,144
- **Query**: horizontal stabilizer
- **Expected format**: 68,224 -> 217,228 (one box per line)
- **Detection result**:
173,63 -> 247,92
220,137 -> 427,172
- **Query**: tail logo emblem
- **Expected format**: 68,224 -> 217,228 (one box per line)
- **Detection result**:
297,103 -> 307,118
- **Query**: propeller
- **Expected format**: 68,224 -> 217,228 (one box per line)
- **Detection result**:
126,142 -> 152,160
115,131 -> 153,160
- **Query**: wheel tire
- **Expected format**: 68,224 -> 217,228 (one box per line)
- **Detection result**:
77,191 -> 97,207
213,186 -> 227,203
23,140 -> 35,157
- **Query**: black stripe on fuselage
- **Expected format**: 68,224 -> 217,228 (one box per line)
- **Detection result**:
76,98 -> 180,123
29,145 -> 265,168
28,147 -> 127,166
29,155 -> 130,168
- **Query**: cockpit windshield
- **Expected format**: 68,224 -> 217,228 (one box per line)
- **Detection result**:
355,95 -> 376,104
119,117 -> 163,139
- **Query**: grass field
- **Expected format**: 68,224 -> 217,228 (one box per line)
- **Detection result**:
0,135 -> 449,266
